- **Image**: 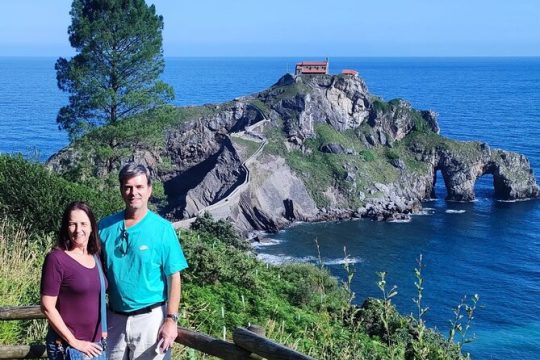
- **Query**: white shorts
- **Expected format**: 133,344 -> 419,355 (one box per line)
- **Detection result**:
107,304 -> 172,360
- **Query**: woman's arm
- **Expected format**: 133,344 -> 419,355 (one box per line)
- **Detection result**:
41,295 -> 103,357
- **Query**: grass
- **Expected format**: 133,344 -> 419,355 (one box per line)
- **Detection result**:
263,123 -> 405,208
230,136 -> 261,161
313,124 -> 360,151
248,99 -> 272,117
271,80 -> 310,101
0,212 -> 476,359
262,120 -> 288,157
371,98 -> 404,113
0,217 -> 51,345
403,130 -> 485,160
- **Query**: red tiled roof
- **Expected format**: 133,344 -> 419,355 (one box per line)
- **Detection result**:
299,68 -> 327,74
296,61 -> 328,66
342,69 -> 358,75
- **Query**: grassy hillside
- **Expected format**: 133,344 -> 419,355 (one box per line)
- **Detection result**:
263,120 -> 436,209
0,157 -> 477,359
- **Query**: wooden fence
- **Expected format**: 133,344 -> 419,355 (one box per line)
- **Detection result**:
0,306 -> 314,360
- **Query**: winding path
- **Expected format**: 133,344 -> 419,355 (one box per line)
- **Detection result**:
172,120 -> 268,229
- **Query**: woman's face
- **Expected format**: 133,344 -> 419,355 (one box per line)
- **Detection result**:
68,209 -> 92,249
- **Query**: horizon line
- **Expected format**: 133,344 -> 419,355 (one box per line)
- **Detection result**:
1,55 -> 540,59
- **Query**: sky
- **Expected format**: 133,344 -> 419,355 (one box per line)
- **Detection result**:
0,0 -> 539,57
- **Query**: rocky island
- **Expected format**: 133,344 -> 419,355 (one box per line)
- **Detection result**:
47,73 -> 540,235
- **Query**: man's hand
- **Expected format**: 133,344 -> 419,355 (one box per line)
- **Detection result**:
157,318 -> 178,352
159,272 -> 181,353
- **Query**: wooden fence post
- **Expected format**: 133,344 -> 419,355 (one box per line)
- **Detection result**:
175,326 -> 252,360
233,327 -> 315,360
0,306 -> 315,360
245,325 -> 266,360
0,306 -> 44,320
0,345 -> 46,359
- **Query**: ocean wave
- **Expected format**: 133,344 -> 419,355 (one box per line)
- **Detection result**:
255,253 -> 363,266
323,257 -> 363,265
256,253 -> 317,265
289,221 -> 307,227
414,208 -> 436,216
445,209 -> 466,214
251,239 -> 284,248
388,218 -> 412,223
497,198 -> 532,203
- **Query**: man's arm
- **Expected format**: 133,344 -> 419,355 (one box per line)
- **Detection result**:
158,272 -> 181,351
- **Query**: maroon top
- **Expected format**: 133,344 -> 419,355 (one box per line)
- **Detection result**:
41,249 -> 103,342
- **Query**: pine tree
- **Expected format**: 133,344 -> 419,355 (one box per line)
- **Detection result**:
55,0 -> 174,139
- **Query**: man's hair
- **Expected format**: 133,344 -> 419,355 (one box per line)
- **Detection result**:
118,163 -> 152,186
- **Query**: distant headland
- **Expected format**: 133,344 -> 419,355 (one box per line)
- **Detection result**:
47,71 -> 540,235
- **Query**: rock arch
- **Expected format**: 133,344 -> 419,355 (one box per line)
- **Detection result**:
433,145 -> 540,201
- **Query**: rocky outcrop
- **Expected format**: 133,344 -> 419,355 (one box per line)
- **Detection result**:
46,73 -> 540,235
257,75 -> 438,148
180,139 -> 246,218
434,146 -> 539,201
368,100 -> 440,143
320,143 -> 355,154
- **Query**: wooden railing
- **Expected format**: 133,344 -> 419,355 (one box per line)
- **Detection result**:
0,306 -> 314,360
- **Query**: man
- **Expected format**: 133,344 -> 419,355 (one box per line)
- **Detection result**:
99,163 -> 188,360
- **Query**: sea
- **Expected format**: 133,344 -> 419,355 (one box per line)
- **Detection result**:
1,57 -> 539,359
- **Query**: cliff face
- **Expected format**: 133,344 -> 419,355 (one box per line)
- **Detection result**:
47,73 -> 540,235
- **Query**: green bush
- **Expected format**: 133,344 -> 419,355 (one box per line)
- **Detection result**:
385,149 -> 400,161
357,298 -> 410,343
413,113 -> 431,133
180,219 -> 473,359
191,212 -> 250,250
360,149 -> 376,161
0,155 -> 123,233
372,99 -> 390,112
180,229 -> 257,289
277,263 -> 346,309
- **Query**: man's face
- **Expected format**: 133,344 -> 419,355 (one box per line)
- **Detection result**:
120,174 -> 152,212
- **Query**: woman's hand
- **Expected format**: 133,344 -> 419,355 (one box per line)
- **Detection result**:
70,339 -> 103,358
42,295 -> 103,357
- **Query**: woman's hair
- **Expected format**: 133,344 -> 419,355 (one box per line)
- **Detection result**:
57,201 -> 100,255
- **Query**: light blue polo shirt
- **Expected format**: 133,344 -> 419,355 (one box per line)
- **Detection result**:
98,210 -> 188,313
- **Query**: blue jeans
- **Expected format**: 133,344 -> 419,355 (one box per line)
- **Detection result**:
46,328 -> 107,360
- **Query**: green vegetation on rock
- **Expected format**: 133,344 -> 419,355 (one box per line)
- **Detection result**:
231,136 -> 261,161
263,123 -> 403,208
51,106 -> 214,197
372,98 -> 403,113
80,106 -> 207,151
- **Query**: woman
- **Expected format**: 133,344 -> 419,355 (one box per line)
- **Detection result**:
41,201 -> 107,359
